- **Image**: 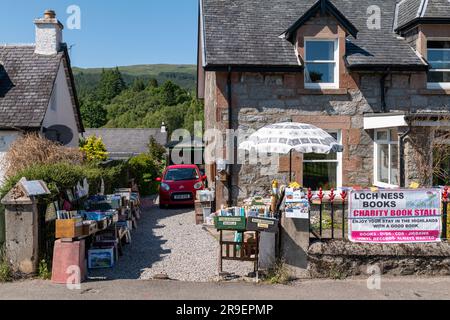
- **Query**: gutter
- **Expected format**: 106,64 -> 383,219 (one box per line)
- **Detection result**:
380,72 -> 389,113
227,66 -> 233,207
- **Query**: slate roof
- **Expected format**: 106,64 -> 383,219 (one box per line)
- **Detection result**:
0,45 -> 83,131
201,0 -> 428,70
84,128 -> 168,160
396,0 -> 450,31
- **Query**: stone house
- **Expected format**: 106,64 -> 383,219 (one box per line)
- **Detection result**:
197,0 -> 450,207
0,10 -> 84,183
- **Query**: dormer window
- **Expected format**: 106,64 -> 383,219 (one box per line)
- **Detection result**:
427,41 -> 450,89
304,39 -> 339,89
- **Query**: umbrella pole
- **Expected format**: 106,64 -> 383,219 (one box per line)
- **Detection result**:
289,150 -> 292,183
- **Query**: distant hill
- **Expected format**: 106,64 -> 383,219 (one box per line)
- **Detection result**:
73,64 -> 197,97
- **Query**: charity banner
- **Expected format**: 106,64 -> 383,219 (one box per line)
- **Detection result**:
348,189 -> 442,243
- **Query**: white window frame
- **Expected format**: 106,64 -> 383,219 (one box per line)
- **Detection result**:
304,38 -> 339,90
427,41 -> 450,90
303,130 -> 342,189
373,129 -> 399,188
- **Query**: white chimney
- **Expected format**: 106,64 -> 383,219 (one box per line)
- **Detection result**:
34,10 -> 64,55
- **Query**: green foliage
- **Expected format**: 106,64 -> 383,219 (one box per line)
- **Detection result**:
75,64 -> 203,137
182,99 -> 205,134
96,67 -> 127,104
38,260 -> 51,280
148,136 -> 167,161
148,78 -> 159,88
0,162 -> 129,203
0,262 -> 11,283
128,154 -> 163,196
0,248 -> 11,283
73,64 -> 196,95
80,136 -> 109,162
131,78 -> 147,92
125,138 -> 166,196
80,98 -> 107,128
101,80 -> 201,135
264,260 -> 291,285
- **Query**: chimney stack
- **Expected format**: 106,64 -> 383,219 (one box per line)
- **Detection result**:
34,10 -> 64,55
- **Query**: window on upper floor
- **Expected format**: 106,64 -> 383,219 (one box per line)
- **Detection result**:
304,39 -> 339,89
427,41 -> 450,89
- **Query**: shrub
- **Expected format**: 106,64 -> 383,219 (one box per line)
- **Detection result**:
264,260 -> 291,285
0,162 -> 129,202
0,262 -> 11,283
38,260 -> 51,280
0,247 -> 11,283
128,154 -> 160,196
0,133 -> 83,179
79,135 -> 109,162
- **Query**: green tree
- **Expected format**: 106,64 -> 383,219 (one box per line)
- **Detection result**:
156,81 -> 190,106
131,78 -> 146,92
97,68 -> 126,103
148,136 -> 166,160
183,99 -> 205,134
80,98 -> 107,128
80,135 -> 109,162
148,78 -> 159,88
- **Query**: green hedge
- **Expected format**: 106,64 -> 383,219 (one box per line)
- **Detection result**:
0,162 -> 129,202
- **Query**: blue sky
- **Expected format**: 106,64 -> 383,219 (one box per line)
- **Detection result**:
0,0 -> 198,68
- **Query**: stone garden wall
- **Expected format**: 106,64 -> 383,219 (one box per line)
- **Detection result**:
308,240 -> 450,278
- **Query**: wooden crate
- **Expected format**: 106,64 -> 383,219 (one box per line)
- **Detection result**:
246,217 -> 279,233
56,219 -> 83,239
82,222 -> 98,236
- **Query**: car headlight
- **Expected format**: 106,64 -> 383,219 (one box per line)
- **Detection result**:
194,182 -> 203,190
161,183 -> 170,191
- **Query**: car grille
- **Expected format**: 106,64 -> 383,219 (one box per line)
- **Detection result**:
171,192 -> 193,201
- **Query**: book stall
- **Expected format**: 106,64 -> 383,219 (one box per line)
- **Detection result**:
200,179 -> 316,279
51,186 -> 142,284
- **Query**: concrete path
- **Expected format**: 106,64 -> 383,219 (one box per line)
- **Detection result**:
0,277 -> 449,300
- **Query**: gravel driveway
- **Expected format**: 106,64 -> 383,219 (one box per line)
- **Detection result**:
89,198 -> 253,282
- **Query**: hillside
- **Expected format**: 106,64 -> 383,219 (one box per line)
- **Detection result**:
73,64 -> 197,97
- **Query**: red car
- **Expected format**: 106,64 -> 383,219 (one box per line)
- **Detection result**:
156,164 -> 206,208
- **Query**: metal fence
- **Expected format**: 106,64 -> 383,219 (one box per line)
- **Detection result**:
308,188 -> 449,242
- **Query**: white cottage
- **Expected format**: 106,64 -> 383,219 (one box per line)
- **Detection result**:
0,10 -> 84,183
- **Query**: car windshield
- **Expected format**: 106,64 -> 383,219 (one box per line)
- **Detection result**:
164,168 -> 198,181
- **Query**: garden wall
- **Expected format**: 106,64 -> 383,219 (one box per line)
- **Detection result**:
308,240 -> 450,278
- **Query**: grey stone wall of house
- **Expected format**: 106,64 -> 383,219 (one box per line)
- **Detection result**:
308,241 -> 450,278
209,71 -> 450,201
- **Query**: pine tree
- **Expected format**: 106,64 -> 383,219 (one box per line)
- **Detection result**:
96,68 -> 126,103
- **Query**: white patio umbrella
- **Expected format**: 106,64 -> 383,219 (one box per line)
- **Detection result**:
238,122 -> 344,182
239,122 -> 343,154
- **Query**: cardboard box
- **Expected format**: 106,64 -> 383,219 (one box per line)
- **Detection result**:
56,219 -> 83,239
